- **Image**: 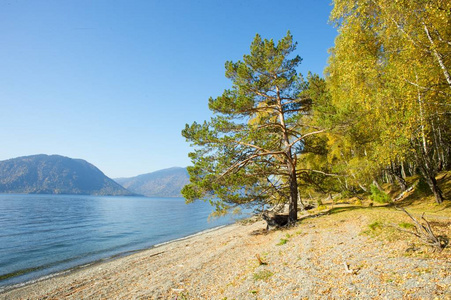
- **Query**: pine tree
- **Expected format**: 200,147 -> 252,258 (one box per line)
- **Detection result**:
182,32 -> 319,221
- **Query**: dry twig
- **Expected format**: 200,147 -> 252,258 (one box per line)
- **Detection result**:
395,206 -> 449,252
256,254 -> 267,265
343,262 -> 359,275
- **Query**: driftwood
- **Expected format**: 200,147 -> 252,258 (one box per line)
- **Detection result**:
395,206 -> 449,252
343,262 -> 359,275
262,211 -> 290,231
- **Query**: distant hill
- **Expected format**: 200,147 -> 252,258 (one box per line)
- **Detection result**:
115,167 -> 189,197
0,154 -> 135,196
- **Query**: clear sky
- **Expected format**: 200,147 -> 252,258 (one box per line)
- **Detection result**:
0,0 -> 337,178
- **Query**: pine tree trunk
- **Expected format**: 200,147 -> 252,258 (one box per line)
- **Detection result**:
288,164 -> 298,222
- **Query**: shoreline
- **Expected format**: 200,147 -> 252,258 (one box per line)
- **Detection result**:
2,211 -> 450,299
0,223 -> 234,295
0,219 -> 258,299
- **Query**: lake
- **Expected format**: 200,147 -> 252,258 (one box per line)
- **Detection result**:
0,194 -> 242,290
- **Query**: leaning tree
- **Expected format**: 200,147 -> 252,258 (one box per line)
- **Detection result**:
182,32 -> 320,222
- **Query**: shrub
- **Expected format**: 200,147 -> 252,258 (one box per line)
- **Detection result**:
370,184 -> 391,203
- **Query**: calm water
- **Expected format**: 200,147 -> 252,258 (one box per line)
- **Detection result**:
0,194 -> 241,289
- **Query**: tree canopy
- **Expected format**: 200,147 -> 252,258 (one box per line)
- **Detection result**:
326,0 -> 451,203
182,1 -> 451,221
182,32 -> 320,222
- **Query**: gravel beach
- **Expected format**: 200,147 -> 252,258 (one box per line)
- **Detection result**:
2,209 -> 451,299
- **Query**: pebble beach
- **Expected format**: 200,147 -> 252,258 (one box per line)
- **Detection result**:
2,210 -> 451,299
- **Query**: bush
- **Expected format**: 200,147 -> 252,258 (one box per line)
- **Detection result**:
370,184 -> 391,203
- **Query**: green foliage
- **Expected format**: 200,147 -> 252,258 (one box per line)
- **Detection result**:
277,238 -> 289,246
182,0 -> 451,212
339,190 -> 353,199
182,32 -> 318,221
327,0 -> 451,204
370,184 -> 391,204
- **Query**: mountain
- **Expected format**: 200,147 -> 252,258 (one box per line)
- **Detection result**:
0,154 -> 135,196
115,167 -> 189,197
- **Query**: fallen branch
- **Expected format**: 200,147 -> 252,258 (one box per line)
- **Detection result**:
343,262 -> 359,275
393,182 -> 417,202
395,207 -> 449,252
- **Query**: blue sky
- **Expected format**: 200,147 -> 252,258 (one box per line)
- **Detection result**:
0,0 -> 337,178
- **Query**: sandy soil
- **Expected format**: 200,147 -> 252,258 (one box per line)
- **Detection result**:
1,212 -> 451,299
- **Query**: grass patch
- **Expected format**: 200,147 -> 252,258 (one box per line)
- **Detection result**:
317,205 -> 328,211
253,270 -> 273,281
177,292 -> 190,300
398,222 -> 415,229
361,220 -> 388,237
368,221 -> 383,231
277,238 -> 289,246
294,172 -> 451,260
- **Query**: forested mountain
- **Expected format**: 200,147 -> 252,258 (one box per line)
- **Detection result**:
115,167 -> 189,197
0,154 -> 134,196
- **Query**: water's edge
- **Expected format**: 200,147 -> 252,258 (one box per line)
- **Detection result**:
0,223 -> 233,294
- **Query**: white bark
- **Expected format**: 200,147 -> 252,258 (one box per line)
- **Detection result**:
423,24 -> 451,89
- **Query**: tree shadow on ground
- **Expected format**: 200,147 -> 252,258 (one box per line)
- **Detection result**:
439,172 -> 451,202
297,204 -> 384,223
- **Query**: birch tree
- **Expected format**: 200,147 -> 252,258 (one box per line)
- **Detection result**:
328,0 -> 451,203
